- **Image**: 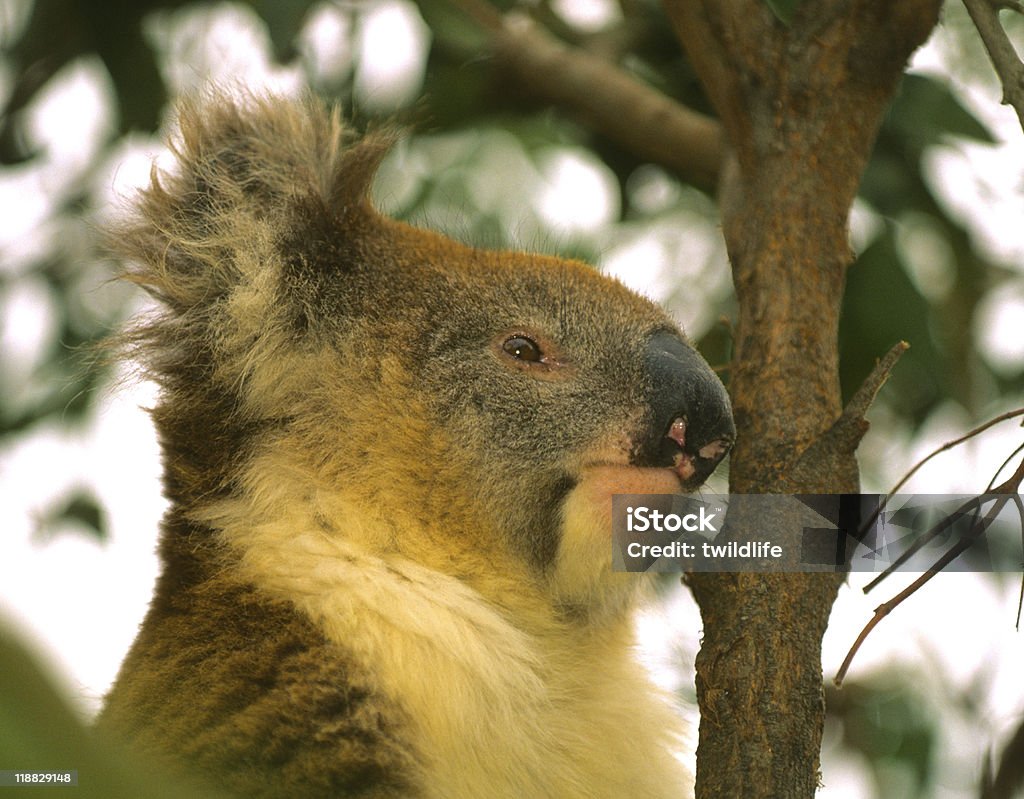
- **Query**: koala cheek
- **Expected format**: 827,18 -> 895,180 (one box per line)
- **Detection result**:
550,472 -> 666,611
574,465 -> 685,517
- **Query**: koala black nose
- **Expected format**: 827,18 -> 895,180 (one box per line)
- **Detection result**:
635,331 -> 735,488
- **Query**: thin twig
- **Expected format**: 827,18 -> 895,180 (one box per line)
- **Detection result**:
962,0 -> 1024,131
888,407 -> 1024,496
861,493 -> 985,593
860,451 -> 1024,592
988,440 -> 1024,491
996,0 -> 1024,14
855,407 -> 1024,545
836,454 -> 1024,685
843,341 -> 909,426
836,490 -> 1017,686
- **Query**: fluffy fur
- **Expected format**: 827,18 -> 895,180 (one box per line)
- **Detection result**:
98,90 -> 733,798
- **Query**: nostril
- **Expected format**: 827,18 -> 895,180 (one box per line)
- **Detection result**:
667,417 -> 687,449
698,438 -> 731,463
664,416 -> 732,463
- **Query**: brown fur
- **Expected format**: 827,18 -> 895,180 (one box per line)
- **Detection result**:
98,90 -> 732,798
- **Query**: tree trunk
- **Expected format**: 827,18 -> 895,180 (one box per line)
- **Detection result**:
659,2 -> 942,796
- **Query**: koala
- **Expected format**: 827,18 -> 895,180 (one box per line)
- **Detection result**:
97,91 -> 734,799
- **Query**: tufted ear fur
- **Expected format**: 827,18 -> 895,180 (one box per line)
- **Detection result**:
111,90 -> 395,372
107,92 -> 397,514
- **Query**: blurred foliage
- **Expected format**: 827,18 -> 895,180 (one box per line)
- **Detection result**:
0,623 -> 229,797
1,0 -> 1017,447
828,676 -> 939,798
33,488 -> 107,543
763,0 -> 802,26
1,1 -> 1022,797
842,71 -> 1018,422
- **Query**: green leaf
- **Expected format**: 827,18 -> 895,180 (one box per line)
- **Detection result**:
829,676 -> 936,797
417,0 -> 492,54
890,73 -> 997,151
0,625 -> 230,798
764,0 -> 802,25
245,0 -> 315,62
36,490 -> 107,544
839,225 -> 945,425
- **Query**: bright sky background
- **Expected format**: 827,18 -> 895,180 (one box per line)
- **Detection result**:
1,3 -> 1023,797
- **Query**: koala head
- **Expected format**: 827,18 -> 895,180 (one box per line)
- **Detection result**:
115,91 -> 734,624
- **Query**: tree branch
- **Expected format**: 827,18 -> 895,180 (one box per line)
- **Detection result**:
840,341 -> 910,430
787,342 -> 909,493
963,0 -> 1024,131
662,2 -> 941,796
436,0 -> 725,188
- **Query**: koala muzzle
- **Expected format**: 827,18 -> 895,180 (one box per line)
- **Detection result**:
636,332 -> 735,488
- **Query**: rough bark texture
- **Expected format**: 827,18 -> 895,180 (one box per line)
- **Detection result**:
659,2 -> 942,797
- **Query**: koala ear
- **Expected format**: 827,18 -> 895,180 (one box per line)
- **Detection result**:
326,129 -> 396,216
111,91 -> 398,398
116,90 -> 395,300
171,90 -> 396,216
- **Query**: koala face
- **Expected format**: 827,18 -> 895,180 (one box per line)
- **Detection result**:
283,215 -> 734,615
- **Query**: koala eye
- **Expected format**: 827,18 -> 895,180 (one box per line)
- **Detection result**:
502,335 -> 542,362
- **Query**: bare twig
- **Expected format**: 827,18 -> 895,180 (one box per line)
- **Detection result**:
890,407 -> 1024,495
861,493 -> 986,593
962,0 -> 1024,131
435,0 -> 725,188
997,0 -> 1024,13
840,341 -> 909,434
835,453 -> 1024,686
859,436 -> 1024,592
987,440 -> 1024,490
855,407 -> 1024,540
836,492 -> 1019,686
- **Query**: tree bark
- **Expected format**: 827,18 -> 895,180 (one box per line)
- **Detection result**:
659,2 -> 942,796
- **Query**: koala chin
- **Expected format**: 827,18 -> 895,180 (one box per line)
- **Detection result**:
97,90 -> 734,799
